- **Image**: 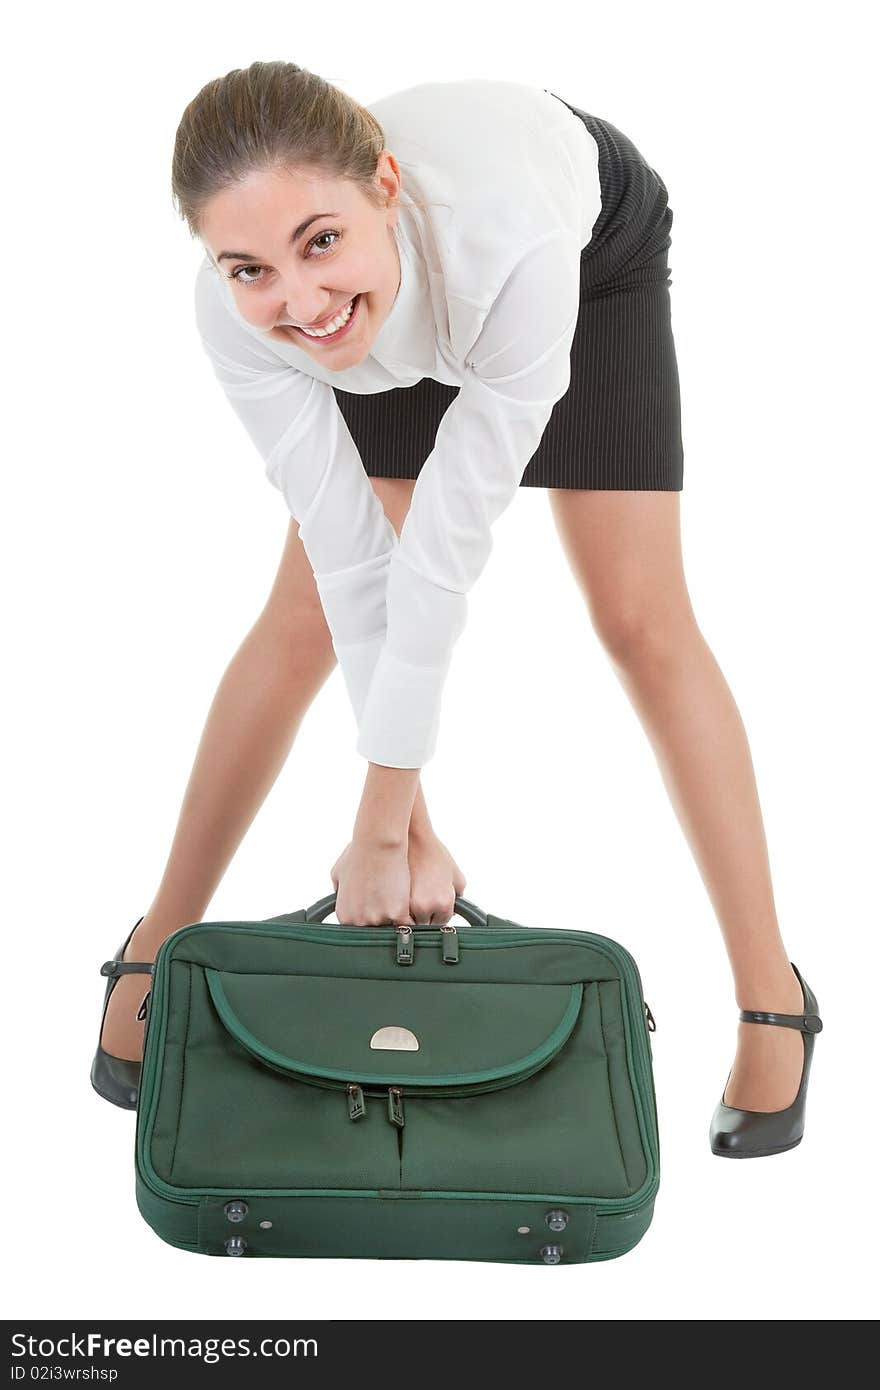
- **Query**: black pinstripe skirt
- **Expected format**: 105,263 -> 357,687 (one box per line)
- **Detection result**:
334,94 -> 684,491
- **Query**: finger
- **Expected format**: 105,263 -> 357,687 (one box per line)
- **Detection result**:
417,903 -> 454,926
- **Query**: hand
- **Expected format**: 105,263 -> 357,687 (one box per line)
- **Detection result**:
330,838 -> 415,927
407,827 -> 467,925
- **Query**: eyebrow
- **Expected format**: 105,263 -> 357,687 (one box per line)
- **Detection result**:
216,212 -> 341,264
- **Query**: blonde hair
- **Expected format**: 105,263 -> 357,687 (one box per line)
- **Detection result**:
171,61 -> 393,241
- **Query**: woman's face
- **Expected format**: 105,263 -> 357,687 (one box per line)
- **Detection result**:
199,153 -> 403,369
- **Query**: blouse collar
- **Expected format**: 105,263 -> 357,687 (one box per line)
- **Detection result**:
366,194 -> 437,376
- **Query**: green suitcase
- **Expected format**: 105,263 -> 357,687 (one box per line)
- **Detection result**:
135,894 -> 660,1264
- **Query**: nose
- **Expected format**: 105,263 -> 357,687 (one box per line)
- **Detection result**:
286,302 -> 332,328
282,281 -> 339,329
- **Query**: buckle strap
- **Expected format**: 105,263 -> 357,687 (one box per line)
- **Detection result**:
739,1008 -> 823,1033
100,960 -> 155,978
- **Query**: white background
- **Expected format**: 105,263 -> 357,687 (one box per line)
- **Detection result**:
5,0 -> 877,1323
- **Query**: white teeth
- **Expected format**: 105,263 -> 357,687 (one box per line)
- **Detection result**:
298,297 -> 356,337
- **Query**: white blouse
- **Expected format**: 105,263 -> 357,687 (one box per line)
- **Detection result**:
194,79 -> 602,767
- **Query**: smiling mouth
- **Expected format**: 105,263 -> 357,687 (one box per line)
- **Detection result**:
283,294 -> 361,342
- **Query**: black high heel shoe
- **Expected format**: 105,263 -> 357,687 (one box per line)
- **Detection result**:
90,915 -> 155,1110
710,961 -> 823,1158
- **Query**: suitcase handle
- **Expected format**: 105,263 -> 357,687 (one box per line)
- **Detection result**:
302,892 -> 489,928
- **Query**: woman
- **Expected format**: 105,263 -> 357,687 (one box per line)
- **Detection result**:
91,63 -> 822,1157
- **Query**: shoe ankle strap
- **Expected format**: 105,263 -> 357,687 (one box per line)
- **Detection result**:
739,1007 -> 823,1033
101,960 -> 155,978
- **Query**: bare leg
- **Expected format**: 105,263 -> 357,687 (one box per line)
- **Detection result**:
101,479 -> 419,1062
549,489 -> 806,1112
100,606 -> 335,1056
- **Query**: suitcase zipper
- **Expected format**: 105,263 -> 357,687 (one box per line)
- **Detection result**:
387,1086 -> 405,1128
440,924 -> 459,963
307,1039 -> 574,1114
397,923 -> 459,964
346,1083 -> 405,1129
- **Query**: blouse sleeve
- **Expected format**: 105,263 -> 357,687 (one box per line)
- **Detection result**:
193,259 -> 401,732
354,230 -> 583,768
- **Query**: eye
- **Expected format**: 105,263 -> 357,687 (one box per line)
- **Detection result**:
227,229 -> 342,289
229,264 -> 263,286
308,229 -> 342,257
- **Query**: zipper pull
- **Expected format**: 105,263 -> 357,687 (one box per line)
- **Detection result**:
347,1083 -> 366,1121
396,925 -> 414,966
440,924 -> 460,964
387,1087 -> 405,1128
644,1002 -> 657,1032
136,990 -> 151,1022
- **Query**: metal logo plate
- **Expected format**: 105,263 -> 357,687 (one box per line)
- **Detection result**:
369,1025 -> 420,1052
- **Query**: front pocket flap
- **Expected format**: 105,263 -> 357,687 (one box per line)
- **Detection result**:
205,969 -> 583,1088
